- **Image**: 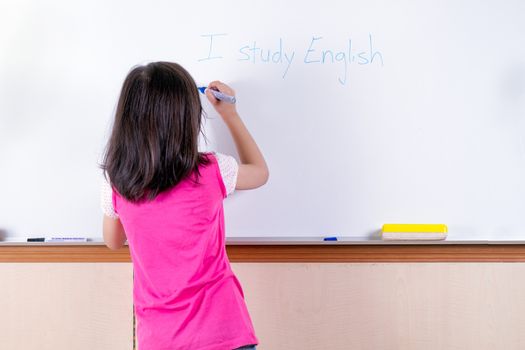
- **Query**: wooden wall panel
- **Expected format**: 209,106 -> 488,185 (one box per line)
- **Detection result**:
232,263 -> 525,350
0,263 -> 133,350
2,244 -> 525,262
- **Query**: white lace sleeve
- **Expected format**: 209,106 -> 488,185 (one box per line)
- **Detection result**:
214,152 -> 239,196
100,175 -> 119,219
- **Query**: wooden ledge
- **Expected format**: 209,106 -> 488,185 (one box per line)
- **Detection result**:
1,244 -> 525,262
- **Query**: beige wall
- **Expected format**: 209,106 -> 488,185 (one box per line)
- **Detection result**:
0,263 -> 133,350
2,263 -> 525,349
233,263 -> 525,350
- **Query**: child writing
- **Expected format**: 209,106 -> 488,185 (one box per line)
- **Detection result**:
99,62 -> 268,350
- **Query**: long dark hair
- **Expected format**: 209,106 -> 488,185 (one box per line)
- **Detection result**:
100,62 -> 209,202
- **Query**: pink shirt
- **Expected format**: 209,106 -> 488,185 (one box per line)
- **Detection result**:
111,153 -> 258,350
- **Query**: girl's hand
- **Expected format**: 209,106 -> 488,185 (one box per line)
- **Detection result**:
205,81 -> 238,119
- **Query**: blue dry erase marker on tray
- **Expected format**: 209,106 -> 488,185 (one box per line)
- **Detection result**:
198,86 -> 236,104
323,236 -> 338,241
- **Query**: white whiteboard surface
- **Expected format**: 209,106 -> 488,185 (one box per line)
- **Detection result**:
1,0 -> 525,240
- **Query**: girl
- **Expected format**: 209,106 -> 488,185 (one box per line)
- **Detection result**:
99,62 -> 268,350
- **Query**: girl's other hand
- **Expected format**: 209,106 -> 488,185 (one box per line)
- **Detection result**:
205,81 -> 238,119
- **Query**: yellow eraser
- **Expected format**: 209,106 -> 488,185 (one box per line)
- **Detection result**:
381,224 -> 448,240
382,224 -> 448,233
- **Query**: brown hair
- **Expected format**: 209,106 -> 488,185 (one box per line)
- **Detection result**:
100,62 -> 209,202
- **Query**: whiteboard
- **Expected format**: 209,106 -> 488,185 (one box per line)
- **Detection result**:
1,0 -> 525,240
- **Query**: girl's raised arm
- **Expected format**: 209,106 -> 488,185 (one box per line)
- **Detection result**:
205,81 -> 269,190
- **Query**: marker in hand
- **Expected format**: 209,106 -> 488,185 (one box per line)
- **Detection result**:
198,86 -> 236,104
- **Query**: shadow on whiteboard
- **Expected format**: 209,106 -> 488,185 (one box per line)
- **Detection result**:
201,113 -> 237,156
367,229 -> 382,240
199,79 -> 267,158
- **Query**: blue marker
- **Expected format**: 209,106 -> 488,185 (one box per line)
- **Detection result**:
323,236 -> 338,241
198,86 -> 236,104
